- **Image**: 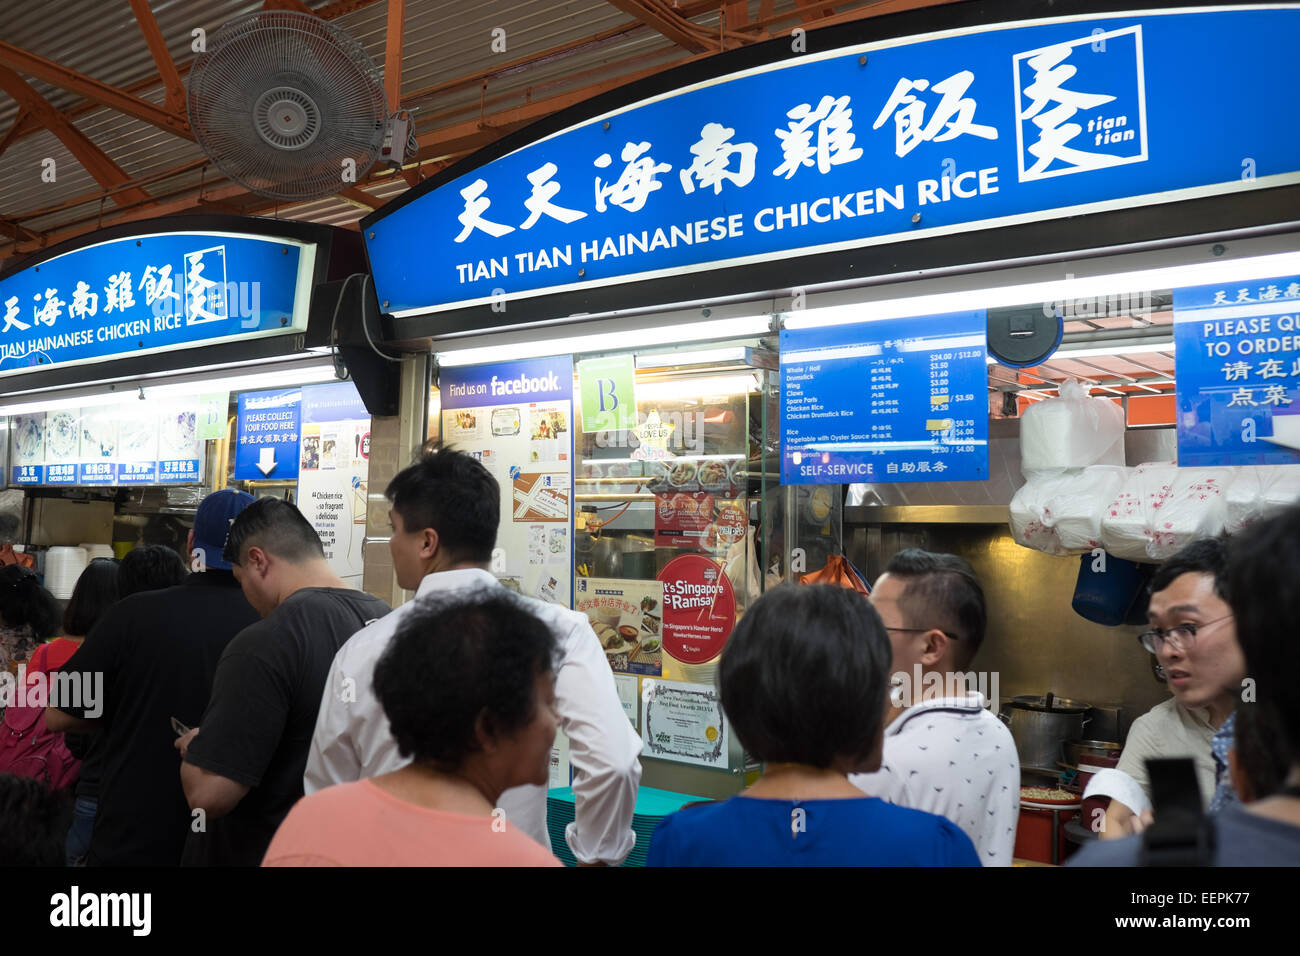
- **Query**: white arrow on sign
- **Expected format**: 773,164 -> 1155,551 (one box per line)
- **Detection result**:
256,447 -> 277,476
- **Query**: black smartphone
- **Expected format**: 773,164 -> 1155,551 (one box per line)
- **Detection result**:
169,716 -> 192,737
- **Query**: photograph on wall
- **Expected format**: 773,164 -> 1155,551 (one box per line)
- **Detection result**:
575,576 -> 664,676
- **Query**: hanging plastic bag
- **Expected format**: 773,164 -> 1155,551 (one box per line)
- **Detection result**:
798,553 -> 871,595
1020,379 -> 1126,477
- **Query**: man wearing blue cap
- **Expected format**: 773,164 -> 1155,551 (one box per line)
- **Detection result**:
47,489 -> 261,866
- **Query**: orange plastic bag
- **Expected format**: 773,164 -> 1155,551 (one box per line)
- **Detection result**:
798,553 -> 871,596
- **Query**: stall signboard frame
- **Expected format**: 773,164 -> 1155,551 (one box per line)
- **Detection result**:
363,5 -> 1300,327
0,231 -> 316,379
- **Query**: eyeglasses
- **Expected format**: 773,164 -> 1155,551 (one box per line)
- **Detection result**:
1138,614 -> 1234,655
886,625 -> 961,641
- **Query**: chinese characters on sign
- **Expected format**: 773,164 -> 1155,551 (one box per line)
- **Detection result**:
1174,276 -> 1300,466
234,389 -> 302,482
365,10 -> 1300,317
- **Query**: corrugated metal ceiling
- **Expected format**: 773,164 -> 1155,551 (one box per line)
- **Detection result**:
4,0 -> 894,257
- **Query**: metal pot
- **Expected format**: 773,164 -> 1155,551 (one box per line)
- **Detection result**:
1000,694 -> 1091,773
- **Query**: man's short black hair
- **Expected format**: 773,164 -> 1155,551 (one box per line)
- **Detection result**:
223,496 -> 324,566
719,584 -> 890,770
373,590 -> 557,771
385,444 -> 499,565
0,774 -> 69,865
0,564 -> 60,640
118,545 -> 188,598
884,549 -> 987,668
62,558 -> 119,638
1228,504 -> 1300,767
1150,536 -> 1230,602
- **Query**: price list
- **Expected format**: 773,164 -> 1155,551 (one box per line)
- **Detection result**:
779,310 -> 989,485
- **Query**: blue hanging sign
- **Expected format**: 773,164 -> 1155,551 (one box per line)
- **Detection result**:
0,231 -> 316,378
1174,275 -> 1300,467
364,7 -> 1300,318
780,311 -> 988,484
235,389 -> 302,482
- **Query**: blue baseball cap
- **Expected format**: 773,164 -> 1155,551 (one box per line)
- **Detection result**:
191,489 -> 256,571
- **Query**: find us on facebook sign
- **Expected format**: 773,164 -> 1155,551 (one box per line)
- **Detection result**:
364,7 -> 1300,317
0,231 -> 316,377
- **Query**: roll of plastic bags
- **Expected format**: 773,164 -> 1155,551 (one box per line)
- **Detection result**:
1019,379 -> 1126,477
1225,465 -> 1300,533
1101,463 -> 1234,562
1101,463 -> 1177,562
1010,465 -> 1128,555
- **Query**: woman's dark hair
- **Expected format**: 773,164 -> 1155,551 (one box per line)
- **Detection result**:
118,545 -> 188,598
1233,702 -> 1292,801
0,564 -> 61,639
385,444 -> 500,564
61,558 -> 119,638
0,773 -> 70,865
719,584 -> 890,770
1228,504 -> 1300,767
373,590 -> 556,770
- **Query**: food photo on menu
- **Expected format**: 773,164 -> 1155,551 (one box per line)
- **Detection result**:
577,578 -> 664,676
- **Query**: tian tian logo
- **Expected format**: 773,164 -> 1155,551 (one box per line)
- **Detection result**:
1013,25 -> 1148,182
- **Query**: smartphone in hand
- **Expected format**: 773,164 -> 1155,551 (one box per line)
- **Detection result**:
170,716 -> 192,737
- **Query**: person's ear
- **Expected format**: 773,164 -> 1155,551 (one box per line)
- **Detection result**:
419,527 -> 440,560
246,545 -> 271,576
918,629 -> 948,668
474,708 -> 499,755
1228,746 -> 1255,803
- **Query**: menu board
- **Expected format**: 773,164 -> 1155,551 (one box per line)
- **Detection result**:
575,576 -> 663,676
1174,274 -> 1300,466
779,311 -> 988,484
10,398 -> 206,486
441,356 -> 575,608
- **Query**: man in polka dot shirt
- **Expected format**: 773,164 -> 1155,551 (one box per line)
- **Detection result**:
850,549 -> 1020,866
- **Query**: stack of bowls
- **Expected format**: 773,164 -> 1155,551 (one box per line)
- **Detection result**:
45,546 -> 89,599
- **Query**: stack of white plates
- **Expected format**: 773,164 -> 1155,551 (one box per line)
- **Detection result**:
45,546 -> 89,599
78,543 -> 116,562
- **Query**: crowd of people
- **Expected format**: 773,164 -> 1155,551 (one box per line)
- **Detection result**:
0,444 -> 1297,867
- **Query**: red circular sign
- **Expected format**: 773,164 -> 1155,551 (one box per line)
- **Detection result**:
656,553 -> 737,665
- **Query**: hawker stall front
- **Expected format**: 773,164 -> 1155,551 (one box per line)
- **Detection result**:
0,215 -> 392,610
356,1 -> 1300,864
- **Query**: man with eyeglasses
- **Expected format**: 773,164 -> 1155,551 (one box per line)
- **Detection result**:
1101,537 -> 1246,840
849,549 -> 1019,866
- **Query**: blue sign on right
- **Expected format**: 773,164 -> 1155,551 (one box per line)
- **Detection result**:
1174,275 -> 1300,467
780,311 -> 988,484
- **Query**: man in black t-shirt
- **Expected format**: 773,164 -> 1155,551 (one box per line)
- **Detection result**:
47,489 -> 259,866
178,496 -> 389,865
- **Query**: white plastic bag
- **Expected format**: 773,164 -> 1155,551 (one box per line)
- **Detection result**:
1224,465 -> 1300,533
1020,380 -> 1126,476
1010,465 -> 1127,555
1100,463 -> 1232,562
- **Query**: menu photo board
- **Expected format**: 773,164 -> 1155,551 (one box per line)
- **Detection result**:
10,397 -> 206,487
298,382 -> 370,588
575,576 -> 663,676
1174,274 -> 1300,466
780,310 -> 989,485
440,356 -> 575,608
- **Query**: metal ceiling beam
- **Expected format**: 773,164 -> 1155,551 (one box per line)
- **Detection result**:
0,0 -> 384,153
0,67 -> 152,208
0,39 -> 193,140
129,0 -> 187,116
605,0 -> 720,53
384,0 -> 405,114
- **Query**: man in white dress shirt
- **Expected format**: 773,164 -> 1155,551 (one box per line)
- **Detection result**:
305,446 -> 642,865
850,549 -> 1019,866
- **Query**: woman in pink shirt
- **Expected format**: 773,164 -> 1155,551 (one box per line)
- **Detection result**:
263,590 -> 561,867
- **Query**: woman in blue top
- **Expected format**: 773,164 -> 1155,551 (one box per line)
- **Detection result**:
648,584 -> 980,867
